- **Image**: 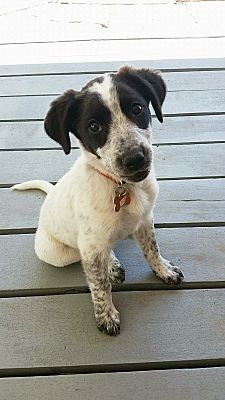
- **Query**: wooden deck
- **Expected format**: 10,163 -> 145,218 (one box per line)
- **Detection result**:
1,1 -> 225,398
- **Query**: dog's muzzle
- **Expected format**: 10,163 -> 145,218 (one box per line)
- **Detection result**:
118,146 -> 152,182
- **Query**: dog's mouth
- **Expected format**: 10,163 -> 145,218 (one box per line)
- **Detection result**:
121,168 -> 150,183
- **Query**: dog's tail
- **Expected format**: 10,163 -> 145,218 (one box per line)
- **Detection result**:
10,180 -> 53,194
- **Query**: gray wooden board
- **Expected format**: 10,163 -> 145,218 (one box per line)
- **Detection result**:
1,90 -> 225,121
1,71 -> 225,96
1,144 -> 225,186
1,115 -> 225,150
154,143 -> 225,179
153,115 -> 225,145
1,179 -> 225,232
1,58 -> 225,77
1,368 -> 225,400
0,227 -> 225,293
1,289 -> 225,370
0,149 -> 79,185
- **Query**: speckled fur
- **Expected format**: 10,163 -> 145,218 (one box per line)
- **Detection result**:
11,69 -> 183,336
133,216 -> 184,284
88,74 -> 153,178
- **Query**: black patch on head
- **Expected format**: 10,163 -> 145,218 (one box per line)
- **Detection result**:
73,92 -> 111,156
111,75 -> 151,129
113,66 -> 166,123
44,79 -> 111,155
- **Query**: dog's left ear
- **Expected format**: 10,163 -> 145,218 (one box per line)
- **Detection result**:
117,66 -> 166,123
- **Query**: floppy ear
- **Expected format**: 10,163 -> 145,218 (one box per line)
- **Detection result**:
117,66 -> 166,123
44,89 -> 79,154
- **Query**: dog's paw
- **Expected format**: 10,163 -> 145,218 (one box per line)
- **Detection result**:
154,258 -> 184,285
108,260 -> 125,284
96,310 -> 120,336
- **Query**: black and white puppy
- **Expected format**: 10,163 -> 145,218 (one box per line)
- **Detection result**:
12,66 -> 184,336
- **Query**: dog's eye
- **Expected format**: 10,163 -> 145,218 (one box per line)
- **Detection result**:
89,120 -> 102,133
131,103 -> 143,116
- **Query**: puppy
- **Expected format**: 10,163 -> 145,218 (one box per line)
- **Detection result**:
12,66 -> 184,336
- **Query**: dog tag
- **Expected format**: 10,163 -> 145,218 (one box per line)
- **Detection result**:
113,185 -> 130,212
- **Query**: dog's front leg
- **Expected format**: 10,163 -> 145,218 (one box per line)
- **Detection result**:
80,247 -> 120,336
133,216 -> 184,284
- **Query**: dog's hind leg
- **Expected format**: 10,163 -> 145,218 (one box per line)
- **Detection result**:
108,251 -> 125,284
35,227 -> 81,267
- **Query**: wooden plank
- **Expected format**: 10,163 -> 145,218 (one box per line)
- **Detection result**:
0,289 -> 225,371
1,368 -> 225,400
1,179 -> 225,232
153,115 -> 225,145
1,115 -> 225,150
0,73 -> 96,96
0,227 -> 225,293
157,179 -> 225,226
0,58 -> 224,77
1,144 -> 225,186
1,37 -> 225,66
0,189 -> 44,232
0,150 -> 78,186
1,71 -> 225,96
154,143 -> 225,179
1,90 -> 224,121
0,121 -> 54,150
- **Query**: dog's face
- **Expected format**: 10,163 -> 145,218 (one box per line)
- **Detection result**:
44,66 -> 166,182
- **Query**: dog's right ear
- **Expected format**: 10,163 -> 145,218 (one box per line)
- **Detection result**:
44,89 -> 79,154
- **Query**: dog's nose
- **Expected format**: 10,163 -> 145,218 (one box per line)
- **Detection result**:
123,151 -> 146,172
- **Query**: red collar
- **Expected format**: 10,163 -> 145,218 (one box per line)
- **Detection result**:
95,168 -> 125,186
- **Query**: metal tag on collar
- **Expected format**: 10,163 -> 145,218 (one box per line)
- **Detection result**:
113,180 -> 130,212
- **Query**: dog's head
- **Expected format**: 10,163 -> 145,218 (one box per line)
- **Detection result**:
44,66 -> 166,182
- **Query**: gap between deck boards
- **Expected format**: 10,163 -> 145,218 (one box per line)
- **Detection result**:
1,67 -> 225,79
1,221 -> 225,236
1,176 -> 225,189
1,112 -> 225,123
2,141 -> 225,153
3,35 -> 225,46
2,88 -> 225,98
2,282 -> 225,300
1,358 -> 225,379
